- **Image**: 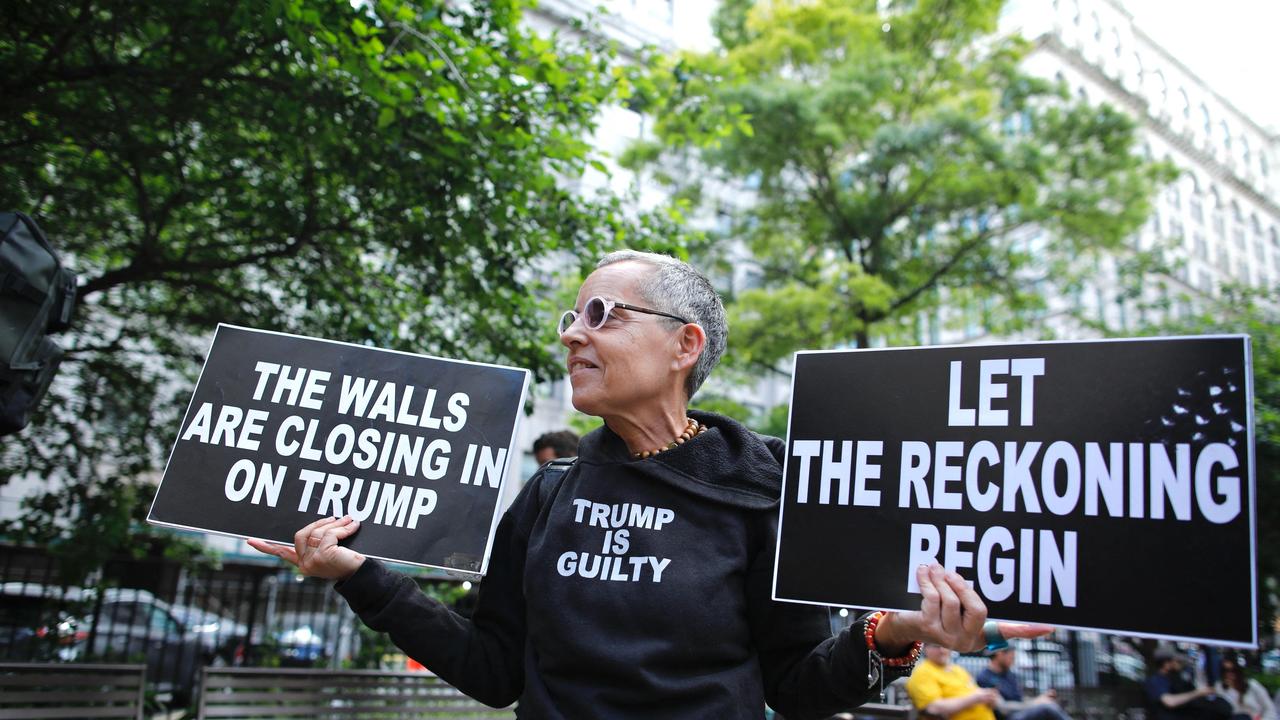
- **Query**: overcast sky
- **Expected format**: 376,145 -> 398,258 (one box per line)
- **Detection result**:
1122,0 -> 1280,131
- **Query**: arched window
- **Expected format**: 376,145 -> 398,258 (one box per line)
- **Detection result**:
1152,70 -> 1167,106
1262,153 -> 1270,178
1111,28 -> 1123,58
1091,12 -> 1103,41
1241,136 -> 1252,170
1200,104 -> 1212,138
1210,186 -> 1224,238
1131,51 -> 1144,85
1189,176 -> 1204,224
1179,89 -> 1191,120
1220,120 -> 1232,154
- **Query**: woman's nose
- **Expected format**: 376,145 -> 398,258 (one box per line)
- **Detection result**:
560,319 -> 587,347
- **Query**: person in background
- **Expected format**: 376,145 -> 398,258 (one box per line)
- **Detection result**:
1214,656 -> 1277,720
975,646 -> 1073,720
532,429 -> 579,465
1145,647 -> 1232,720
906,644 -> 1002,720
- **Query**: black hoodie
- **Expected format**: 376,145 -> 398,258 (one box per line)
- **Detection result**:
336,411 -> 891,718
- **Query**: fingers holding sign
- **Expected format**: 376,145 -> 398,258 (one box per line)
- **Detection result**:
888,564 -> 1052,653
246,515 -> 366,582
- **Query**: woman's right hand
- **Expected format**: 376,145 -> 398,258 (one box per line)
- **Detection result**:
246,515 -> 366,581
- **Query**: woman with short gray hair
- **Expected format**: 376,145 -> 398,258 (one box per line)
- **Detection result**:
253,250 -> 1047,718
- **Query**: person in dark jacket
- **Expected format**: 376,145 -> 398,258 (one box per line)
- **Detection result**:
531,429 -> 579,465
250,250 -> 1049,718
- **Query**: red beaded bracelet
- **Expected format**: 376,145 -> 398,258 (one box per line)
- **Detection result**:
863,611 -> 923,668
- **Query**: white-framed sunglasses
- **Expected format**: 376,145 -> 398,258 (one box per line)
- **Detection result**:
558,296 -> 690,335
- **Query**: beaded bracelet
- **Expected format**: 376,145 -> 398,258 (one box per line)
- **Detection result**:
862,611 -> 923,700
863,611 -> 923,667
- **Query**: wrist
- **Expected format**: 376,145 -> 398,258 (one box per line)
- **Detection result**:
873,611 -> 914,657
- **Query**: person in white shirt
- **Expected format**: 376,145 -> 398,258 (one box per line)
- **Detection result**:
1214,657 -> 1277,720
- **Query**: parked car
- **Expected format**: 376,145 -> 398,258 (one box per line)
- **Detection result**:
59,588 -> 213,705
169,603 -> 248,665
1098,646 -> 1148,682
1261,648 -> 1280,674
269,609 -> 360,667
954,638 -> 1076,694
0,582 -> 88,661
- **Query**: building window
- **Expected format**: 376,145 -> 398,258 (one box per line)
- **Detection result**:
1241,136 -> 1251,170
1216,245 -> 1230,273
1169,218 -> 1183,240
1190,196 -> 1203,224
1200,104 -> 1212,138
1210,188 -> 1224,238
1193,232 -> 1208,260
1167,185 -> 1181,210
1179,89 -> 1191,120
1220,120 -> 1232,155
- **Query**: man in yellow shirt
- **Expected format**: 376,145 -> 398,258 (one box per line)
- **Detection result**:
906,644 -> 1001,720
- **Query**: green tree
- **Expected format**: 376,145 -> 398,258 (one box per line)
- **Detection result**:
626,0 -> 1174,370
0,0 -> 678,573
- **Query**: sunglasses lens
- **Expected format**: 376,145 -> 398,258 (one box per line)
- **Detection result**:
585,297 -> 608,328
558,311 -> 576,335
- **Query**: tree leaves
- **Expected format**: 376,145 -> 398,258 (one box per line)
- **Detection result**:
632,0 -> 1173,358
0,0 -> 681,571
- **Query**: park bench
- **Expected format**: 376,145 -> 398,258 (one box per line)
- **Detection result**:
196,666 -> 516,719
0,662 -> 146,720
844,701 -> 918,717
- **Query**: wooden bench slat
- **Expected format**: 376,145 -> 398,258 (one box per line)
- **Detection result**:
202,691 -> 489,704
0,663 -> 144,673
203,667 -> 441,678
0,690 -> 140,704
0,707 -> 141,720
203,675 -> 452,689
0,672 -> 143,687
199,702 -> 509,712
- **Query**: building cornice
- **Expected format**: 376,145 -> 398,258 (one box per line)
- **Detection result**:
1035,33 -> 1280,220
1123,24 -> 1278,141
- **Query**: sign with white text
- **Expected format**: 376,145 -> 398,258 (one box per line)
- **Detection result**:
772,336 -> 1256,647
148,324 -> 530,574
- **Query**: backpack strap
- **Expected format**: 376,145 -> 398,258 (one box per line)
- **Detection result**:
538,456 -> 577,507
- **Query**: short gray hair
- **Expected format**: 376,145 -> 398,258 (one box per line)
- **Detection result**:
596,250 -> 727,400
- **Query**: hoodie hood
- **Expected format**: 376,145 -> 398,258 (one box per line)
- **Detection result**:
575,409 -> 785,510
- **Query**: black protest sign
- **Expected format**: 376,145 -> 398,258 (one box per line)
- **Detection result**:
773,336 -> 1256,647
148,324 -> 530,574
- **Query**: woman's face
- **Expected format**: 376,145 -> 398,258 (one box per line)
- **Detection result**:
559,262 -> 683,418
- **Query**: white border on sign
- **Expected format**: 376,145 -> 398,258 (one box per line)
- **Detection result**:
146,323 -> 533,575
769,334 -> 1258,649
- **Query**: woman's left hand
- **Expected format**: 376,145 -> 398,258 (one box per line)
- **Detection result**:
875,563 -> 1052,654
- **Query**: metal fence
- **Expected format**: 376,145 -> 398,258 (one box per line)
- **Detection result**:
0,542 -> 1202,714
0,543 -> 453,705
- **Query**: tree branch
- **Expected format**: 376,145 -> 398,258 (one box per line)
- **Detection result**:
886,222 -> 1027,315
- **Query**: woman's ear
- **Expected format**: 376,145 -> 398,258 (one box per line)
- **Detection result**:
672,323 -> 706,374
